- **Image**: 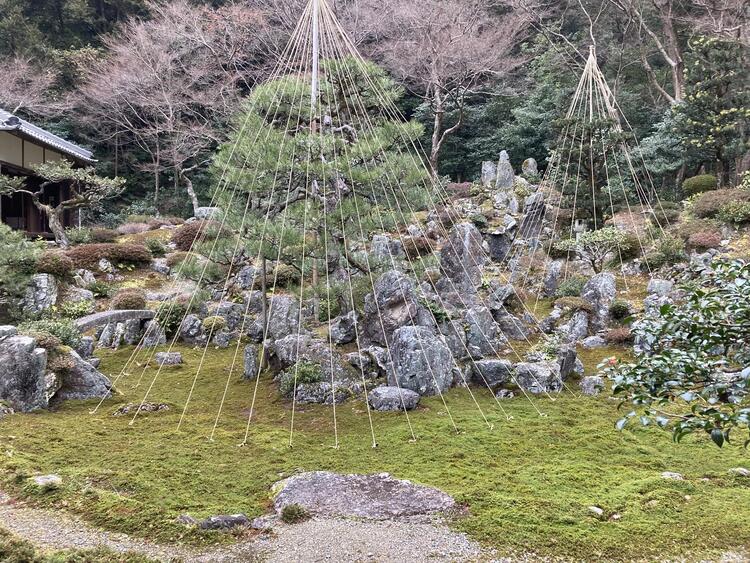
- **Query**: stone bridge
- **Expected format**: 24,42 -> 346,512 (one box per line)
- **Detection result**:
75,310 -> 156,333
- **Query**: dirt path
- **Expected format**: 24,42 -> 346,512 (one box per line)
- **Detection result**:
0,490 -> 488,562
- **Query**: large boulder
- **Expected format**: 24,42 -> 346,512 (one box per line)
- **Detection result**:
272,472 -> 456,520
514,361 -> 563,394
265,295 -> 301,341
371,234 -> 405,262
23,274 -> 58,315
368,386 -> 421,412
363,271 -> 421,346
330,311 -> 358,345
439,320 -> 467,360
51,351 -> 112,404
519,192 -> 546,240
522,157 -> 538,176
495,150 -> 514,189
179,314 -> 205,345
0,336 -> 49,412
464,307 -> 502,358
243,345 -> 258,380
141,320 -> 166,348
388,326 -> 453,396
472,359 -> 513,388
481,161 -> 497,187
581,273 -> 617,332
439,223 -> 486,293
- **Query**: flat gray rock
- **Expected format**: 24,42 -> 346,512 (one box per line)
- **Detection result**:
368,386 -> 420,411
273,471 -> 455,520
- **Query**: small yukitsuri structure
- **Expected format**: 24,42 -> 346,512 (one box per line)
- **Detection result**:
0,108 -> 95,237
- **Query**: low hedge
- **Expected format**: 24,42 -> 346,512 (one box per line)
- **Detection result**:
693,189 -> 750,219
682,174 -> 717,196
36,251 -> 75,277
66,243 -> 152,269
171,221 -> 229,252
110,289 -> 147,310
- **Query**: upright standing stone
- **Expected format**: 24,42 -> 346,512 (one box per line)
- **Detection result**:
481,161 -> 498,187
495,150 -> 515,189
522,158 -> 538,176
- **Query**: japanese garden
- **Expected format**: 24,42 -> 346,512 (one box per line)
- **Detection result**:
0,0 -> 749,561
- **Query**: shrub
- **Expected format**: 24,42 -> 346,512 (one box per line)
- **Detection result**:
617,233 -> 643,260
35,251 -> 74,278
145,238 -> 167,257
47,347 -> 77,372
281,503 -> 310,524
469,213 -> 489,230
0,224 -> 43,311
201,315 -> 227,333
171,221 -> 229,252
693,189 -> 750,218
604,326 -> 633,345
675,218 -> 720,242
19,319 -> 81,348
155,303 -> 188,338
165,251 -> 190,268
90,228 -> 118,243
65,228 -> 92,245
554,297 -> 593,313
652,206 -> 681,226
553,227 -> 630,273
110,289 -> 147,311
608,300 -> 631,321
555,275 -> 587,298
117,222 -> 151,235
87,281 -> 113,298
717,200 -> 750,225
687,230 -> 722,251
402,235 -> 434,259
21,330 -> 61,350
682,174 -> 717,196
273,263 -> 300,288
66,243 -> 152,269
58,300 -> 94,319
644,235 -> 687,269
279,362 -> 323,397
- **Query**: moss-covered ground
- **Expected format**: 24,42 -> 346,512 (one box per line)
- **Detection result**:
1,345 -> 749,560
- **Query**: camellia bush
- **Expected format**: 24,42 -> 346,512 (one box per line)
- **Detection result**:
603,259 -> 750,447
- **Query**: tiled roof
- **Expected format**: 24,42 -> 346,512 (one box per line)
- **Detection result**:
0,108 -> 95,164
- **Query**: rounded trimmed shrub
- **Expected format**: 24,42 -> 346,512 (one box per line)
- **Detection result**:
165,251 -> 190,268
90,228 -> 119,243
66,243 -> 152,269
687,230 -> 722,251
145,238 -> 167,257
605,326 -> 634,345
201,315 -> 227,333
110,289 -> 147,311
554,296 -> 593,313
171,221 -> 229,252
554,275 -> 587,298
36,251 -> 74,277
682,174 -> 718,196
273,263 -> 300,288
117,222 -> 151,235
693,189 -> 750,219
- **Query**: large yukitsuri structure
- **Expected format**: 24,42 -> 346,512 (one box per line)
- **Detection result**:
0,108 -> 94,237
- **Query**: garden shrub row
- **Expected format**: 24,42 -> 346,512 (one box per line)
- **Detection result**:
65,243 -> 152,269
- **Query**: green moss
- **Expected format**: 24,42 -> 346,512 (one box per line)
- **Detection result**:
0,527 -> 155,562
0,345 -> 749,559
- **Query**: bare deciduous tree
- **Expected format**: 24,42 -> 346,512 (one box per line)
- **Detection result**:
0,56 -> 59,117
358,0 -> 531,175
74,0 -> 269,212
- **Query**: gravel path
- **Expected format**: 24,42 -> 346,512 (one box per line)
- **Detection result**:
0,490 -> 488,562
260,518 -> 487,562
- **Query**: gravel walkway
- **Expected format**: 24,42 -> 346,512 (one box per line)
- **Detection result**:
0,490 -> 488,562
260,518 -> 487,562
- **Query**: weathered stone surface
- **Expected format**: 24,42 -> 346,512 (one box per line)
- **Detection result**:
32,475 -> 62,490
272,472 -> 456,520
23,274 -> 58,315
97,322 -> 123,349
363,271 -> 421,346
388,326 -> 453,396
481,161 -> 497,187
514,361 -> 562,394
265,295 -> 301,342
371,234 -> 405,261
368,386 -> 421,412
558,310 -> 590,344
76,310 -> 155,333
151,258 -> 170,275
155,352 -> 182,366
113,402 -> 169,416
199,514 -> 250,530
439,223 -> 486,292
330,311 -> 358,345
76,336 -> 95,359
581,273 -> 617,332
141,320 -> 166,348
580,376 -> 604,396
582,335 -> 606,349
243,345 -> 258,380
486,229 -> 515,262
543,260 -> 564,297
51,350 -> 112,404
98,258 -> 115,274
271,335 -> 349,385
495,150 -> 514,189
0,336 -> 48,412
0,326 -> 18,339
495,389 -> 515,399
194,207 -> 222,221
212,330 -> 234,349
647,278 -> 674,296
472,359 -> 513,388
236,265 -> 261,290
519,192 -> 546,239
122,319 -> 143,346
494,309 -> 533,341
73,269 -> 96,288
464,307 -> 501,358
439,320 -> 467,360
557,344 -> 579,380
522,157 -> 538,176
179,314 -> 205,345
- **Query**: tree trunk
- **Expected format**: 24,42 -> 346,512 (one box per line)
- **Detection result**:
40,204 -> 70,249
260,255 -> 269,370
429,89 -> 444,177
182,171 -> 200,216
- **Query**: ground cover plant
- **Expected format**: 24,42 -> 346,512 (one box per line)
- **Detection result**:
1,345 -> 749,560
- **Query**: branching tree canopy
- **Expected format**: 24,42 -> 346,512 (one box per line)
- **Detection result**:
214,57 -> 430,275
554,226 -> 630,272
0,160 -> 125,248
357,0 -> 531,175
605,259 -> 750,448
0,56 -> 61,118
